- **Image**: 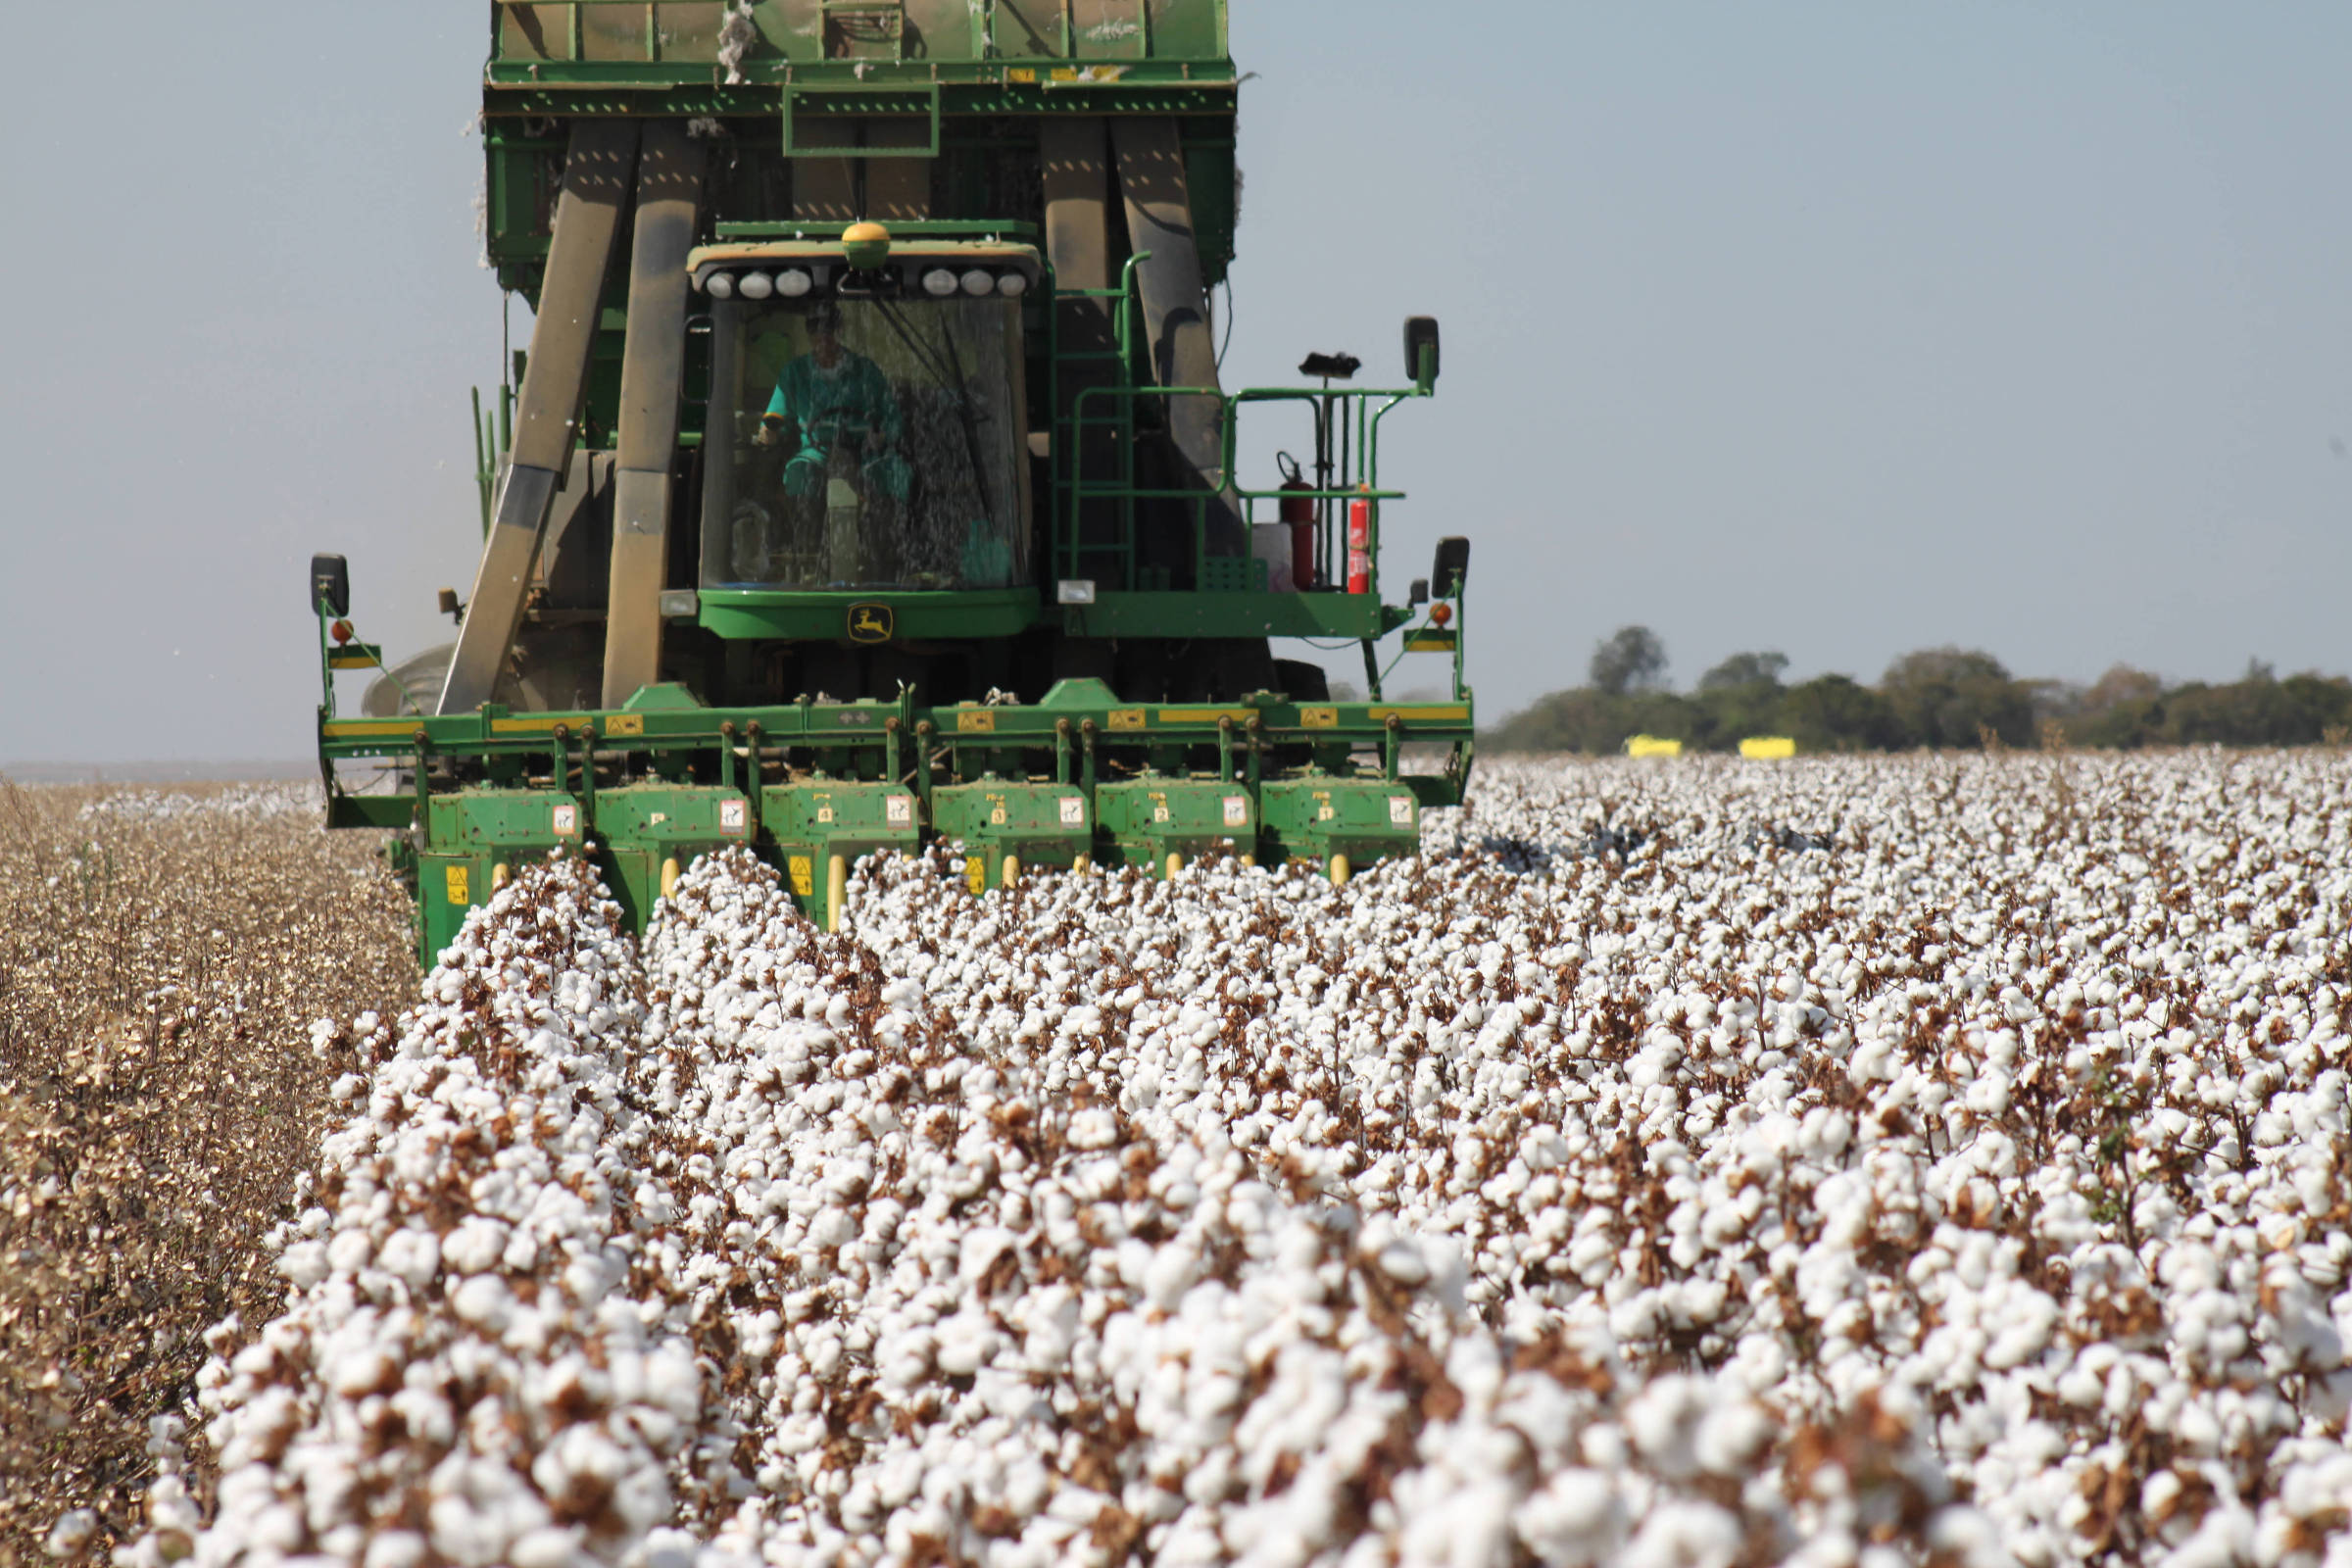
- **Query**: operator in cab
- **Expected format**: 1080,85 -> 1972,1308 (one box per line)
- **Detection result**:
752,302 -> 910,509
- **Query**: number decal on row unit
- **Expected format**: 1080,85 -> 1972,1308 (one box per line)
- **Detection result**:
553,803 -> 578,836
1390,796 -> 1414,826
887,795 -> 914,827
720,799 -> 747,833
1223,796 -> 1248,827
1059,797 -> 1086,827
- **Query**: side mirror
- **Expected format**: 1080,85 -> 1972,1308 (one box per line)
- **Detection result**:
1432,536 -> 1469,598
311,553 -> 350,618
1408,578 -> 1430,607
1403,316 -> 1441,391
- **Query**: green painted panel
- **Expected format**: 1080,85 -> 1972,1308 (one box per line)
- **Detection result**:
1094,777 -> 1253,869
931,781 -> 1090,860
1059,591 -> 1401,640
426,789 -> 587,851
328,794 -> 416,830
761,781 -> 921,927
701,587 -> 1040,643
590,784 -> 757,926
593,783 -> 754,846
418,854 -> 487,963
761,780 -> 921,843
1257,777 -> 1421,863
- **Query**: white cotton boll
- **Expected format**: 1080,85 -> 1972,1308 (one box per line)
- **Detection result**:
364,1530 -> 429,1568
278,1240 -> 329,1288
1693,1399 -> 1773,1477
2160,1503 -> 2255,1568
1623,1377 -> 1706,1480
1983,1291 -> 2058,1371
1397,1481 -> 1517,1568
935,1309 -> 1000,1376
642,1343 -> 701,1421
1004,1455 -> 1053,1518
508,1525 -> 583,1568
502,1225 -> 541,1273
45,1508 -> 96,1560
378,1227 -> 442,1289
1513,1470 -> 1622,1566
1069,1107 -> 1118,1149
427,1493 -> 513,1568
327,1346 -> 397,1398
1020,1287 -> 1080,1366
1617,1501 -> 1741,1568
1144,1242 -> 1200,1308
807,1207 -> 857,1249
738,1309 -> 782,1362
453,1274 -> 513,1331
960,1226 -> 1016,1285
443,1216 -> 510,1275
327,1227 -> 374,1274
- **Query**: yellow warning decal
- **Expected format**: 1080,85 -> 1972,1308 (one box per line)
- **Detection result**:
1299,707 -> 1339,729
957,710 -> 997,733
444,864 -> 470,905
1367,705 -> 1470,722
1006,67 -> 1037,82
321,719 -> 417,739
1107,709 -> 1147,731
605,713 -> 645,737
490,713 -> 591,735
1156,707 -> 1250,724
965,855 -> 987,894
788,857 -> 813,897
326,652 -> 378,669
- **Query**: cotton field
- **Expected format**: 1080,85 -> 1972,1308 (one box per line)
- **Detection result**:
122,752 -> 2352,1568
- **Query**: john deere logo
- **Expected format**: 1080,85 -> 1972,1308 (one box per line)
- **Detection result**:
848,603 -> 894,644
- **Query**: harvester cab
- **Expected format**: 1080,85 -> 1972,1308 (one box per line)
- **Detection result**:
313,2 -> 1478,963
695,235 -> 1038,601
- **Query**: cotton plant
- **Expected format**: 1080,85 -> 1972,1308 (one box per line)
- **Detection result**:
125,752 -> 2352,1568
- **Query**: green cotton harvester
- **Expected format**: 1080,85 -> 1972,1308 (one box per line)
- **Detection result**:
311,1 -> 1474,963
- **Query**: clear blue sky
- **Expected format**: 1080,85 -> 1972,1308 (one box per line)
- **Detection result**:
5,3 -> 2348,760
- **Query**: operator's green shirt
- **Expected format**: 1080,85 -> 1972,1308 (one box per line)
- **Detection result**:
764,351 -> 901,457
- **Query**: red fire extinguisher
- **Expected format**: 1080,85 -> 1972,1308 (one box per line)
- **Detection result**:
1346,485 -> 1372,595
1277,452 -> 1317,589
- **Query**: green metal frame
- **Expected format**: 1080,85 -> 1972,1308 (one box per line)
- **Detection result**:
316,673 -> 1471,959
781,84 -> 943,157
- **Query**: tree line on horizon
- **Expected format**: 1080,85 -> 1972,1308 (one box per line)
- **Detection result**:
1484,626 -> 2352,754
